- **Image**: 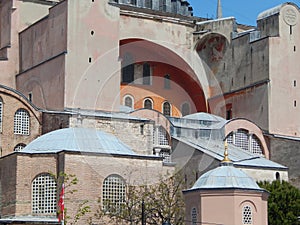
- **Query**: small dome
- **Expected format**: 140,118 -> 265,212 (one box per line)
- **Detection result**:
183,112 -> 225,122
22,128 -> 136,155
192,162 -> 263,190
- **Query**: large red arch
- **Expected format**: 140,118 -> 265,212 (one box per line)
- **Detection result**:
119,39 -> 207,114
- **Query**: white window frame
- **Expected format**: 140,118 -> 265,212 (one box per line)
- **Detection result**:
123,95 -> 134,109
143,98 -> 153,109
226,130 -> 263,156
14,108 -> 30,135
162,101 -> 171,116
32,173 -> 57,215
102,174 -> 126,213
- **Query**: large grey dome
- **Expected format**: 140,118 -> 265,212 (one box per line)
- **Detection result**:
22,128 -> 137,156
192,162 -> 263,190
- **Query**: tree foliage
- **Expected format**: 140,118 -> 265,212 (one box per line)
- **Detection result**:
95,173 -> 185,225
258,180 -> 300,225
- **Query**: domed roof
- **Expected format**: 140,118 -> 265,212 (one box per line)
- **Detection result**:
183,112 -> 225,122
22,128 -> 137,155
192,162 -> 263,190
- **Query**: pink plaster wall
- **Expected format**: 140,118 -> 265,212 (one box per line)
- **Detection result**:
269,4 -> 300,137
184,189 -> 268,225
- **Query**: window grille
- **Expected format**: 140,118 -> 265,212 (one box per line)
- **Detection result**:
235,129 -> 249,151
163,102 -> 171,116
102,175 -> 126,213
191,207 -> 197,225
14,109 -> 30,135
226,132 -> 233,144
158,126 -> 169,145
14,143 -> 26,152
159,150 -> 171,163
144,98 -> 153,109
250,135 -> 263,155
242,205 -> 253,224
226,131 -> 264,156
32,174 -> 57,215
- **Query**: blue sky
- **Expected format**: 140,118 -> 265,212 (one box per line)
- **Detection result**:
188,0 -> 300,26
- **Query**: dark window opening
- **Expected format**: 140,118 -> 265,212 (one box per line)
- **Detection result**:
181,103 -> 190,116
145,0 -> 152,8
144,99 -> 153,109
28,93 -> 32,102
143,63 -> 151,85
122,53 -> 134,83
124,96 -> 133,108
163,101 -> 171,116
226,109 -> 232,120
276,172 -> 280,180
164,74 -> 171,89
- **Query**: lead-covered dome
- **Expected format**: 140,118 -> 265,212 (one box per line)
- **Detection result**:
192,162 -> 263,190
22,128 -> 137,156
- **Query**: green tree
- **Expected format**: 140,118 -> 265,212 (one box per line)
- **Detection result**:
258,180 -> 300,225
95,173 -> 185,225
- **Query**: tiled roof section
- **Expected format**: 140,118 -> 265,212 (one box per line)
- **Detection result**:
22,128 -> 137,156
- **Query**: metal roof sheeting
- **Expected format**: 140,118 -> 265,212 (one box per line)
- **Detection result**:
22,128 -> 137,156
174,137 -> 287,170
191,162 -> 264,190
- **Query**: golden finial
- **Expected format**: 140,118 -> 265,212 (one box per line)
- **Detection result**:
222,140 -> 231,163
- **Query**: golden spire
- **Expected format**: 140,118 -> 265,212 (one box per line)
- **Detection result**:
221,140 -> 231,163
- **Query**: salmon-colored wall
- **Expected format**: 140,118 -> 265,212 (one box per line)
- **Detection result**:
184,190 -> 268,225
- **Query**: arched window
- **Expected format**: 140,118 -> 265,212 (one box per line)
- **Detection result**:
14,109 -> 30,135
181,102 -> 190,116
226,131 -> 264,156
143,63 -> 151,85
124,95 -> 134,109
102,174 -> 126,213
122,53 -> 134,84
163,101 -> 171,116
250,135 -> 263,155
235,129 -> 249,151
155,126 -> 169,146
32,173 -> 57,215
144,98 -> 153,109
191,207 -> 197,225
0,97 -> 3,132
14,143 -> 26,152
242,205 -> 253,224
